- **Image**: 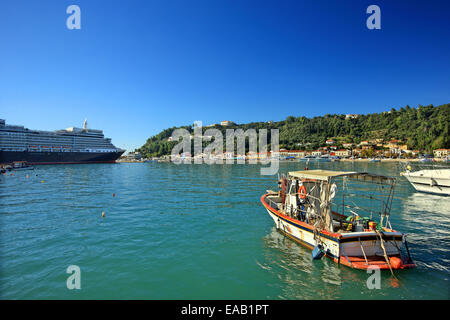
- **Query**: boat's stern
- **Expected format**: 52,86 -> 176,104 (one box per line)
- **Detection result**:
338,231 -> 415,270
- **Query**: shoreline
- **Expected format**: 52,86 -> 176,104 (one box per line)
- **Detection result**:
117,158 -> 447,163
339,158 -> 437,162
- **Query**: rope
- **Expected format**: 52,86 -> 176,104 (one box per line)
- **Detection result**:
359,237 -> 369,265
376,230 -> 397,279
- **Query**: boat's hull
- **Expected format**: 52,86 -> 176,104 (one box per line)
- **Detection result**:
404,180 -> 450,195
401,170 -> 450,195
11,167 -> 34,171
0,150 -> 124,165
261,194 -> 415,270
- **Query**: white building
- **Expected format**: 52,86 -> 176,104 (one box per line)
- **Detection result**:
335,149 -> 351,158
220,120 -> 234,126
434,149 -> 449,158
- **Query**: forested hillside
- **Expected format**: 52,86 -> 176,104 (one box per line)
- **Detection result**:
137,103 -> 449,157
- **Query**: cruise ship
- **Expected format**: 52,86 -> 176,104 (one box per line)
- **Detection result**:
0,119 -> 125,164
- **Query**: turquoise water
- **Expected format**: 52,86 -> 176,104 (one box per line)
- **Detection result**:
0,161 -> 448,299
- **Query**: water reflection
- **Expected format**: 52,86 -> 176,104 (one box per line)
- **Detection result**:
403,192 -> 450,218
399,192 -> 450,272
260,227 -> 345,299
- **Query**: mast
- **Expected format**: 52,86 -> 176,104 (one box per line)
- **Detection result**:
323,178 -> 334,232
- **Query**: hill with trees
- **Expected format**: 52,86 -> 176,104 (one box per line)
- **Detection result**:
137,103 -> 449,157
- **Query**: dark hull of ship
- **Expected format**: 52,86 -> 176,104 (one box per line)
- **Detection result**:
0,150 -> 124,164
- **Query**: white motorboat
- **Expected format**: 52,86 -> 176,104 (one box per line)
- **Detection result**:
401,163 -> 450,195
11,161 -> 35,171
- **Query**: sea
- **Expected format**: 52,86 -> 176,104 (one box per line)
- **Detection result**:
0,161 -> 448,299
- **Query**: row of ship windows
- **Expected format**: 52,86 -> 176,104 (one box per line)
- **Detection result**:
0,145 -> 116,150
0,133 -> 110,141
0,140 -> 113,143
0,141 -> 112,147
0,141 -> 114,146
0,137 -> 110,143
1,132 -> 105,138
0,147 -> 118,152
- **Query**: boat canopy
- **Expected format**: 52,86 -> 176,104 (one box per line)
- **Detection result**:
288,170 -> 395,185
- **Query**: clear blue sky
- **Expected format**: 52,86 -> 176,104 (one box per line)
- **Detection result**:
1,0 -> 449,152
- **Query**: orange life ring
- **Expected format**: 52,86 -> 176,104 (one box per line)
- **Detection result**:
299,185 -> 307,199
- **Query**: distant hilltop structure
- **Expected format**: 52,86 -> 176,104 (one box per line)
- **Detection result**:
345,114 -> 359,119
220,120 -> 235,126
204,120 -> 235,127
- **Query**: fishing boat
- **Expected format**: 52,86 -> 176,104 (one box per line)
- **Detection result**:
401,163 -> 450,196
261,169 -> 415,270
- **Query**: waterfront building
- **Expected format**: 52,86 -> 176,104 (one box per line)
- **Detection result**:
335,149 -> 351,158
122,152 -> 142,161
433,149 -> 449,158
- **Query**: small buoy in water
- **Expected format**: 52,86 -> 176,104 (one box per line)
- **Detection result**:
41,180 -> 45,183
102,211 -> 105,218
26,175 -> 29,179
113,193 -> 115,198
